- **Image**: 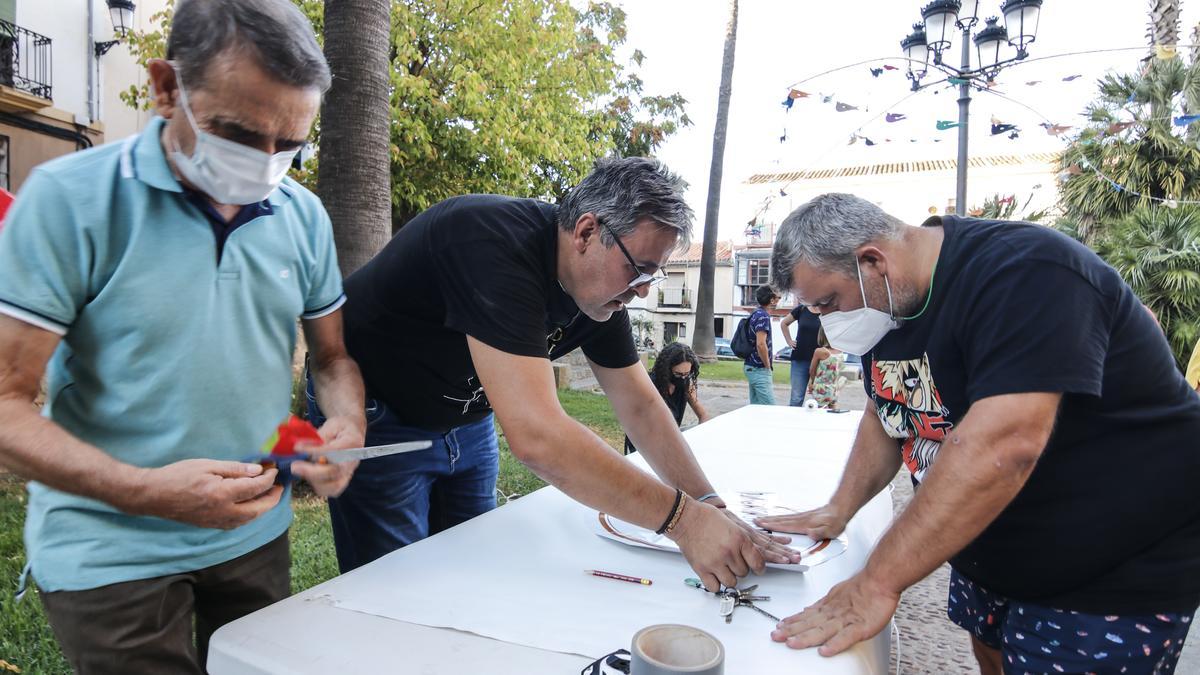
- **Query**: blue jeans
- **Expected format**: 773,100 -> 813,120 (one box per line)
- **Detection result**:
788,360 -> 809,406
744,365 -> 776,405
305,375 -> 499,573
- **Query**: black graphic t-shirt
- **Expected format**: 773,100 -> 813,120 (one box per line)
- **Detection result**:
864,215 -> 1200,614
341,195 -> 638,432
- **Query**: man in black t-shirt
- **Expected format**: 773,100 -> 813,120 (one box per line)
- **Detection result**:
310,158 -> 800,590
781,304 -> 822,406
757,193 -> 1200,672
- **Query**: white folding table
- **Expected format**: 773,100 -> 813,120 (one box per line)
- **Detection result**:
209,405 -> 894,674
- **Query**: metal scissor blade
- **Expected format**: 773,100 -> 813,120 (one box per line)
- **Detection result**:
320,440 -> 433,463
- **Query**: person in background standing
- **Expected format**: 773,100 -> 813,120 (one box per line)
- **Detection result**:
743,285 -> 777,405
624,342 -> 710,454
781,304 -> 821,406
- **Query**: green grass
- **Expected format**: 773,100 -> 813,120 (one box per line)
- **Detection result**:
0,389 -> 619,672
651,357 -> 792,384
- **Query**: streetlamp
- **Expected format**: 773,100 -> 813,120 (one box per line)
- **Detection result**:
901,0 -> 1043,215
95,0 -> 136,57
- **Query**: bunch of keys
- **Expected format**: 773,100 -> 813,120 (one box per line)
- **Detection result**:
685,578 -> 781,624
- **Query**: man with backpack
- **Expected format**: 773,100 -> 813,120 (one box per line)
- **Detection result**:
735,285 -> 778,404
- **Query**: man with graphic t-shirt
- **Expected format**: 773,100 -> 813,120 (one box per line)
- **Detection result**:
760,193 -> 1200,673
308,158 -> 802,591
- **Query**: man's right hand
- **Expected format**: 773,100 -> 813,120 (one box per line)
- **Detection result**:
123,459 -> 283,530
754,503 -> 849,540
668,499 -> 765,591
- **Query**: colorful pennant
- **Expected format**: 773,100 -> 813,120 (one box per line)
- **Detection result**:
885,112 -> 907,123
835,102 -> 859,112
936,120 -> 961,130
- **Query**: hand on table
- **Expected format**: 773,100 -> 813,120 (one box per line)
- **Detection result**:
771,571 -> 898,656
127,459 -> 282,529
754,503 -> 848,541
666,499 -> 765,590
715,507 -> 802,566
290,414 -> 365,498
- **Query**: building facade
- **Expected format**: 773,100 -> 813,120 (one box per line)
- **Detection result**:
0,0 -> 166,193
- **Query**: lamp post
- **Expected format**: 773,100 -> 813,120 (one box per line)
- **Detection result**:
95,0 -> 136,57
89,0 -> 136,122
902,0 -> 1043,215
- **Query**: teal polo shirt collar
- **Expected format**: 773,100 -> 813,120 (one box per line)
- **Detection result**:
120,116 -> 296,208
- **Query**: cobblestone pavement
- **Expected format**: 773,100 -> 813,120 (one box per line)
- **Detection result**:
571,365 -> 1199,673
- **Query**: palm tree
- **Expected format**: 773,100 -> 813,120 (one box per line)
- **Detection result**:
691,0 -> 738,361
317,0 -> 393,276
1093,206 -> 1200,369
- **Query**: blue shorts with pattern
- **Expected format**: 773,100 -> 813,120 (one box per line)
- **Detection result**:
946,569 -> 1195,674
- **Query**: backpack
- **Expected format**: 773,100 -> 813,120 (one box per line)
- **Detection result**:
730,314 -> 755,359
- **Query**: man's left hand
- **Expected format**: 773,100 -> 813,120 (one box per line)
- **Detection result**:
771,571 -> 899,656
716,506 -> 802,565
290,415 -> 365,498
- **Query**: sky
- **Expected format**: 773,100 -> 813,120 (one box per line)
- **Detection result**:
618,0 -> 1200,242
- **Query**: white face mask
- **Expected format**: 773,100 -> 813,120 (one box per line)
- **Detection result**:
168,68 -> 300,205
819,258 -> 900,355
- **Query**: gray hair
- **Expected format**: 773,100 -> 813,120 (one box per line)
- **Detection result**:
168,0 -> 331,93
770,193 -> 906,291
558,157 -> 694,250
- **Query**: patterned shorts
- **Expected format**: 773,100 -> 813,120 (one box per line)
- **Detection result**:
946,569 -> 1195,674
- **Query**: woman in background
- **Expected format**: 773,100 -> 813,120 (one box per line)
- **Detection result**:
624,342 -> 711,454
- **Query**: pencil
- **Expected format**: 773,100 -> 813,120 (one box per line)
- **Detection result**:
585,569 -> 653,586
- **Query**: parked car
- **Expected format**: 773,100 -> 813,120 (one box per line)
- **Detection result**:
714,338 -> 734,357
774,346 -> 792,362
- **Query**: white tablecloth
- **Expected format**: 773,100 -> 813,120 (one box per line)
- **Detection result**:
209,405 -> 894,674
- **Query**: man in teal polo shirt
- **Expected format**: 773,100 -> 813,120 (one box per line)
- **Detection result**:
0,0 -> 366,671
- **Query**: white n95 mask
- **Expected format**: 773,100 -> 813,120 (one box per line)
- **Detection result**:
169,67 -> 299,205
819,258 -> 900,355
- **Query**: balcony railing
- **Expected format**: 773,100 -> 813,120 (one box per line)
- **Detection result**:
658,286 -> 691,308
0,20 -> 52,101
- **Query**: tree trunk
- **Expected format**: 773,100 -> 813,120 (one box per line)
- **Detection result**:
319,0 -> 393,276
691,0 -> 738,362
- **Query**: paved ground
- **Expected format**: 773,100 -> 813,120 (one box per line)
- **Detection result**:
569,361 -> 1200,673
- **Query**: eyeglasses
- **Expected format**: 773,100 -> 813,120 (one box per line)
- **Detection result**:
602,222 -> 667,291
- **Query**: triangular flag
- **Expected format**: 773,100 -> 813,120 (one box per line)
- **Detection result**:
779,189 -> 788,197
1062,74 -> 1082,81
1008,131 -> 1020,140
991,123 -> 1018,135
883,64 -> 899,71
1066,165 -> 1083,176
789,89 -> 809,99
780,131 -> 787,143
870,67 -> 883,77
848,134 -> 857,145
864,137 -> 876,146
821,94 -> 833,103
936,120 -> 961,130
948,77 -> 968,85
1045,124 -> 1072,135
835,102 -> 859,112
1105,121 -> 1133,135
782,96 -> 795,109
1026,80 -> 1042,86
1173,114 -> 1200,126
885,112 -> 906,123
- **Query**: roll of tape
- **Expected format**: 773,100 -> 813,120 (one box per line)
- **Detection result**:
630,624 -> 724,675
